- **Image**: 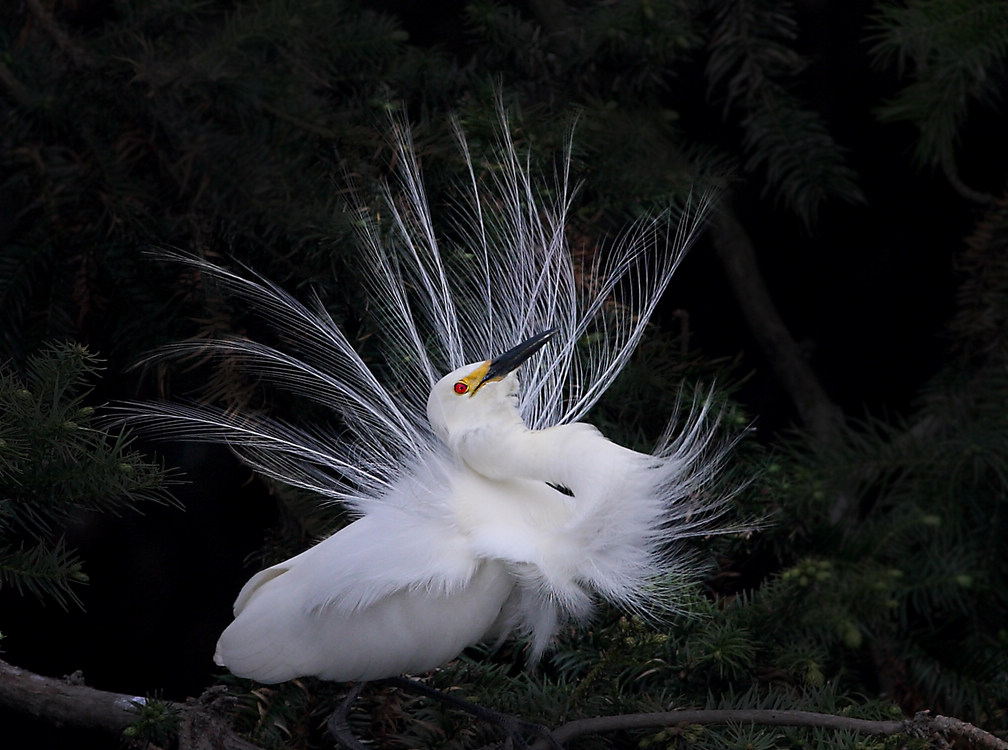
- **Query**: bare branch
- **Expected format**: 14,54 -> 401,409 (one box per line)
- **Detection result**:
942,152 -> 996,205
0,658 -> 146,734
5,658 -> 1004,750
0,659 -> 261,750
534,707 -> 1008,750
924,713 -> 1008,750
709,202 -> 844,443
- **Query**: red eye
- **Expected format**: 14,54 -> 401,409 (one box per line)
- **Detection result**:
453,382 -> 468,394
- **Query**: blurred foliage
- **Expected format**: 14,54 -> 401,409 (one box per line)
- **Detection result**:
705,0 -> 864,225
122,693 -> 180,745
0,0 -> 1006,748
0,342 -> 175,610
870,0 -> 1008,176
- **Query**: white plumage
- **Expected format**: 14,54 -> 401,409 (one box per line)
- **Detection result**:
128,106 -> 728,684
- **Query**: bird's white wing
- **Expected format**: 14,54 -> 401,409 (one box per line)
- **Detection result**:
450,397 -> 731,655
215,503 -> 515,683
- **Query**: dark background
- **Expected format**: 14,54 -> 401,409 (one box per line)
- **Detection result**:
2,0 -> 1005,745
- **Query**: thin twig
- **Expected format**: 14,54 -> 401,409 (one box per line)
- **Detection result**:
24,0 -> 94,67
533,707 -> 1008,750
942,152 -> 995,205
386,676 -> 563,750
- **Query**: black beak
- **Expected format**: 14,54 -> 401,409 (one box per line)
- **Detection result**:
481,328 -> 558,385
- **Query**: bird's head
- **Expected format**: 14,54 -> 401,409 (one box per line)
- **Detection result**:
426,329 -> 557,443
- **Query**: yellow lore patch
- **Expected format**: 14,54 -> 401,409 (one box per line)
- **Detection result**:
454,361 -> 491,397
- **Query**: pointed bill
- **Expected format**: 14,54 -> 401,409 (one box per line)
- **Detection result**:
481,328 -> 559,387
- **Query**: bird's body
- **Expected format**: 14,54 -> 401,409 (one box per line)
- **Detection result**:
214,513 -> 515,682
214,362 -> 680,683
129,108 -> 730,685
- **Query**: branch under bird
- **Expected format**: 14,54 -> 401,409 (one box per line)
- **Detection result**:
123,106 -> 734,687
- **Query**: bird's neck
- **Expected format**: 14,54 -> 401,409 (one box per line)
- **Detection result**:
448,410 -> 528,480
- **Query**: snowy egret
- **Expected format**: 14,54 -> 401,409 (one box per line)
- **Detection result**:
127,109 -> 731,687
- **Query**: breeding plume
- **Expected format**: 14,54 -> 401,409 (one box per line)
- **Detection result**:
130,111 -> 728,684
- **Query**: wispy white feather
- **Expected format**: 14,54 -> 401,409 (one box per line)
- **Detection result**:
121,107 -> 731,676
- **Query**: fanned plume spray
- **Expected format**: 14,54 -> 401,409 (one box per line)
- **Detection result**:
123,106 -> 733,663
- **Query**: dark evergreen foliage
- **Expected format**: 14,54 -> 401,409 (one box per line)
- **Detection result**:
0,0 -> 1005,747
706,0 -> 864,225
0,342 -> 174,609
870,0 -> 1008,177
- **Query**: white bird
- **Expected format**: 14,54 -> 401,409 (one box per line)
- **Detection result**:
127,107 -> 730,685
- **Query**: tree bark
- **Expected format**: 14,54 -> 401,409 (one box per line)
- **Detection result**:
0,659 -> 144,734
0,659 -> 262,750
709,204 -> 843,443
